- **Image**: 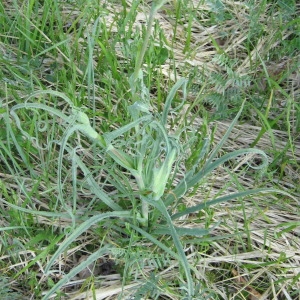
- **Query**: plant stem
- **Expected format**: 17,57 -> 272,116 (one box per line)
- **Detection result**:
131,1 -> 167,224
132,1 -> 166,83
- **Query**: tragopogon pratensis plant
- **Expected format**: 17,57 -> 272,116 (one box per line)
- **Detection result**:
10,1 -> 296,298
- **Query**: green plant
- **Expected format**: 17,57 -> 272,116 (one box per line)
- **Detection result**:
2,0 -> 298,299
0,276 -> 23,300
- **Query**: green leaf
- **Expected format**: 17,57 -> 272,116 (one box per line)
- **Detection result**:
144,198 -> 194,297
161,78 -> 188,126
43,246 -> 110,300
45,211 -> 132,274
154,46 -> 169,65
171,188 -> 295,220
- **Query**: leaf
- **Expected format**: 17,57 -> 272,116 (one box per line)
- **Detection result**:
45,211 -> 132,274
171,188 -> 295,220
144,197 -> 194,297
43,246 -> 110,300
154,46 -> 169,65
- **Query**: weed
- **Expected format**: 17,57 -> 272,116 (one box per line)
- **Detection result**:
0,0 -> 299,299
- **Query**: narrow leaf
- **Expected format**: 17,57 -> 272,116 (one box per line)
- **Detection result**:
45,211 -> 132,273
171,188 -> 295,220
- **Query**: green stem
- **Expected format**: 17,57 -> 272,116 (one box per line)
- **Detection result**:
132,0 -> 167,83
131,0 -> 167,225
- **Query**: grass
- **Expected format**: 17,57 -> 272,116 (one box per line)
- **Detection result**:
0,0 -> 299,299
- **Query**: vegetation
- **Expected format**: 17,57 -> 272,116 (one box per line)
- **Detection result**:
0,0 -> 299,299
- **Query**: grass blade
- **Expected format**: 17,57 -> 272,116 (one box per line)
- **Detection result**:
45,211 -> 132,274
